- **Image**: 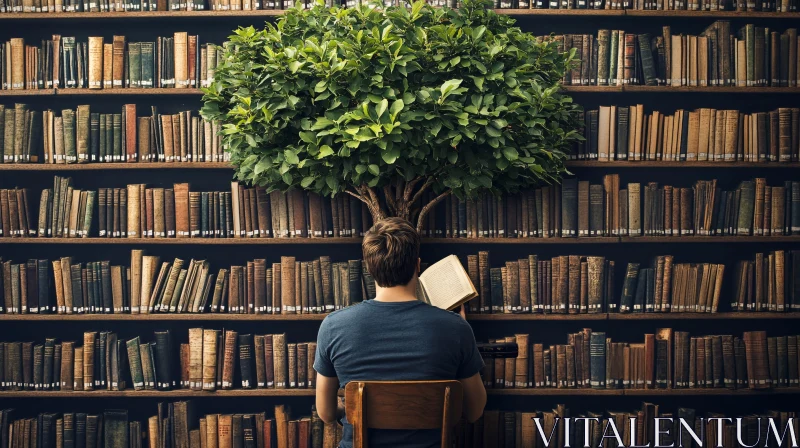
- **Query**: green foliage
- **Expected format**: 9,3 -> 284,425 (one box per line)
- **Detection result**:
201,0 -> 582,200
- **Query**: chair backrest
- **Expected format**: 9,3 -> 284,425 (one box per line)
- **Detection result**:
344,380 -> 464,448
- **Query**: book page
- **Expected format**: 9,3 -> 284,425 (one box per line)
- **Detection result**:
419,255 -> 477,311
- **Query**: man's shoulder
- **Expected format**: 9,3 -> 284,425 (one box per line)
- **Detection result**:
319,301 -> 370,326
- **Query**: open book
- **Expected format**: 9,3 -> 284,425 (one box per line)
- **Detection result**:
418,255 -> 478,311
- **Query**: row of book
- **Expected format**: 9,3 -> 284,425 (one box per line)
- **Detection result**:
2,34 -> 219,91
1,178 -> 372,238
461,404 -> 796,448
3,175 -> 800,239
0,253 -> 376,314
549,23 -> 800,87
482,329 -> 784,390
577,106 -> 800,163
2,0 -> 799,13
0,403 -> 342,448
1,104 -> 225,164
2,249 -> 799,315
0,329 -> 316,391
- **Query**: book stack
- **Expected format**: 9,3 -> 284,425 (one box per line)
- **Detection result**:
0,408 -> 132,448
0,33 -> 219,90
545,23 -> 799,87
464,404 -> 795,448
480,329 -> 791,391
0,251 -> 377,315
578,106 -> 800,162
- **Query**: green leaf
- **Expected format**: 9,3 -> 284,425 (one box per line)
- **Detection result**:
376,98 -> 388,118
502,147 -> 519,160
389,99 -> 404,118
440,79 -> 463,96
284,150 -> 300,164
317,145 -> 334,158
368,164 -> 380,176
301,176 -> 315,188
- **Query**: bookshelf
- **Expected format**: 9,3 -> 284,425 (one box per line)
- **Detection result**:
0,3 -> 798,442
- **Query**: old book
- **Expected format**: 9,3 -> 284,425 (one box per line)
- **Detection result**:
418,255 -> 477,311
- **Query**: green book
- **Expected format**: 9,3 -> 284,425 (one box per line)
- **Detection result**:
112,114 -> 122,161
125,337 -> 145,390
128,42 -> 142,88
637,34 -> 658,86
62,109 -> 77,163
90,113 -> 100,161
609,30 -> 618,86
82,190 -> 95,237
736,180 -> 755,235
140,42 -> 155,88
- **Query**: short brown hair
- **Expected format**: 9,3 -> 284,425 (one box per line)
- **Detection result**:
362,217 -> 420,287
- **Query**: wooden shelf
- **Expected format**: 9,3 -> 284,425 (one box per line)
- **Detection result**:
1,312 -> 796,322
2,388 -> 797,398
567,161 -> 800,168
3,236 -> 799,245
0,86 -> 796,97
0,162 -> 232,170
2,160 -> 800,171
0,9 -> 797,19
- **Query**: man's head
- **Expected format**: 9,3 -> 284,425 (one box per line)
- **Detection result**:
362,217 -> 420,288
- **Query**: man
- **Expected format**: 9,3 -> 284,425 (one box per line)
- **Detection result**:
314,217 -> 487,448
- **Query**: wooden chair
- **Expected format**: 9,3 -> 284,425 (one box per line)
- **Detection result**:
344,380 -> 464,448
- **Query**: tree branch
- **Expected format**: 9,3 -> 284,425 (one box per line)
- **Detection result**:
409,177 -> 436,207
345,188 -> 368,204
403,177 -> 424,203
383,185 -> 398,216
416,189 -> 451,232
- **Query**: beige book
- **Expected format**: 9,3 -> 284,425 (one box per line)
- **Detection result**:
670,35 -> 682,86
174,32 -> 189,88
713,110 -> 725,161
418,255 -> 478,311
130,249 -> 144,314
59,257 -> 74,313
697,109 -> 711,161
627,104 -> 638,160
273,333 -> 287,388
616,31 -> 625,87
189,327 -> 204,390
83,332 -> 96,390
688,36 -> 697,86
160,258 -> 184,311
76,105 -> 90,162
686,110 -> 700,161
275,405 -> 289,448
191,261 -> 210,312
736,40 -> 746,87
111,265 -> 124,313
52,259 -> 65,313
139,255 -> 160,314
127,184 -> 141,238
10,38 -> 24,90
202,329 -> 219,391
280,256 -> 295,313
698,36 -> 708,86
206,414 -> 219,448
231,182 -> 241,237
102,43 -> 113,88
88,37 -> 103,89
724,110 -> 738,161
597,106 -> 610,161
147,416 -> 159,448
160,115 -> 174,161
68,189 -> 81,237
153,188 -> 165,238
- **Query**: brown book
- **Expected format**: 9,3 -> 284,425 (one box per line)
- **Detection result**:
280,257 -> 296,314
111,36 -> 125,88
287,343 -> 297,388
188,328 -> 203,391
124,104 -> 137,162
174,183 -> 190,238
202,329 -> 219,391
275,405 -> 289,448
174,32 -> 189,88
273,333 -> 287,389
221,330 -> 238,389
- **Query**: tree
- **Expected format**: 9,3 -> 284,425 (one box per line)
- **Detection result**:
201,0 -> 582,231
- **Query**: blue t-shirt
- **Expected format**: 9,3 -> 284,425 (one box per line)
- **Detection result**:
313,299 -> 484,448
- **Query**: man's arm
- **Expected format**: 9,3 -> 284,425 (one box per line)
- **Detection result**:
315,373 -> 343,425
459,373 -> 486,423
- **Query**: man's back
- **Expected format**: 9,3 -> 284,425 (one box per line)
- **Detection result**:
314,299 -> 484,448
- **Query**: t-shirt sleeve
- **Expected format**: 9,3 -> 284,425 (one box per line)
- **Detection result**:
313,318 -> 337,378
456,319 -> 485,379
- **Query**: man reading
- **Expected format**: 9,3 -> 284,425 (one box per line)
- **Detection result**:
314,217 -> 487,448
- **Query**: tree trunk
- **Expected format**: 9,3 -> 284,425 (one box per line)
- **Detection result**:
350,179 -> 451,233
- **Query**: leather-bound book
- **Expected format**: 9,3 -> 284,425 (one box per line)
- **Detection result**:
477,251 -> 490,313
173,32 -> 189,88
307,342 -> 316,389
296,343 -> 308,389
280,257 -> 296,314
111,36 -> 125,88
561,178 -> 578,237
589,332 -> 606,389
255,188 -> 271,238
273,333 -> 287,389
238,333 -> 254,389
788,335 -> 799,388
82,332 -> 96,391
170,183 -> 189,239
271,263 -> 282,314
221,330 -> 237,389
347,260 -> 362,305
254,335 -> 266,388
125,337 -> 144,390
202,329 -> 218,391
286,342 -> 298,389
264,334 -> 275,388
